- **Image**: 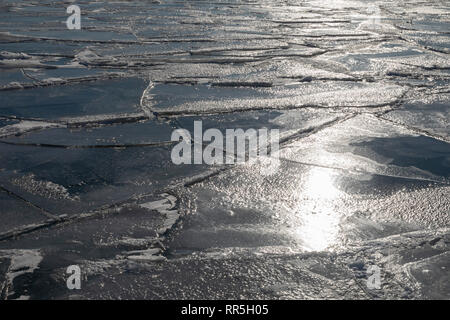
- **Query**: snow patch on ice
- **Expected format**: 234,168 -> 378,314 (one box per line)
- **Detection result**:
140,193 -> 179,235
11,174 -> 80,202
0,249 -> 42,299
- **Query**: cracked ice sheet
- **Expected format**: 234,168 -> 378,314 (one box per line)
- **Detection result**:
0,120 -> 64,139
144,82 -> 406,115
175,108 -> 342,143
381,93 -> 450,141
0,143 -> 214,216
149,57 -> 358,85
0,190 -> 49,235
0,2 -> 138,43
0,202 -> 167,299
0,117 -> 175,147
0,118 -> 19,130
279,114 -> 450,183
0,69 -> 32,87
20,228 -> 448,299
0,192 -> 182,299
167,158 -> 449,256
0,0 -> 448,301
0,249 -> 42,300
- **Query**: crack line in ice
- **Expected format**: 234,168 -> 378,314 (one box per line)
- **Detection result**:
0,184 -> 61,221
0,139 -> 176,150
376,115 -> 450,144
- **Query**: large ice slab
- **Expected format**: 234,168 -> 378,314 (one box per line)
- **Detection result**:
0,77 -> 147,120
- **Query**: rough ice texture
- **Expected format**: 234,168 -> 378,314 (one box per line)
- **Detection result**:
0,0 -> 448,300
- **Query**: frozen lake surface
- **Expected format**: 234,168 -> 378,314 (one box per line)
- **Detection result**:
0,0 -> 449,299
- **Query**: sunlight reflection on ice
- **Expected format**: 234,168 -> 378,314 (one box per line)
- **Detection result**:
293,167 -> 342,251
